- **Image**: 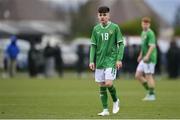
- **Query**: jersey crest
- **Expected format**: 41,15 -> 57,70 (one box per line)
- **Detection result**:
109,30 -> 113,35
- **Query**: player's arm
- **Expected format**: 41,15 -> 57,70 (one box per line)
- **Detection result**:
89,28 -> 97,70
89,44 -> 96,70
137,51 -> 142,62
117,42 -> 124,62
116,42 -> 124,70
143,45 -> 155,62
143,32 -> 156,62
116,26 -> 125,69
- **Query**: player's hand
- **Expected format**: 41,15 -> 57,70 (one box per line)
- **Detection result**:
89,63 -> 95,71
116,61 -> 122,70
137,56 -> 142,63
143,56 -> 149,62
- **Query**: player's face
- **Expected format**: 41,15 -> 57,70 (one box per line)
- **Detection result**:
98,13 -> 110,25
141,21 -> 150,31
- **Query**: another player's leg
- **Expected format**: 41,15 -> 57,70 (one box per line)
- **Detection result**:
144,74 -> 156,101
136,71 -> 151,100
135,71 -> 149,91
135,61 -> 150,98
142,63 -> 156,101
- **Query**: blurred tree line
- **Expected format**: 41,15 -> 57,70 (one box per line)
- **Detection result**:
174,6 -> 180,36
120,18 -> 159,36
68,1 -> 180,38
70,1 -> 96,38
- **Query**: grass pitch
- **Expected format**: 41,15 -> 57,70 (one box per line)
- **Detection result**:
0,73 -> 180,119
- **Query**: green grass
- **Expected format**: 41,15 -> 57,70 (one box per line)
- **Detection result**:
0,73 -> 180,119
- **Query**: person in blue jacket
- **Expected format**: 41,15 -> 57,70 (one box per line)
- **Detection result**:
5,35 -> 20,77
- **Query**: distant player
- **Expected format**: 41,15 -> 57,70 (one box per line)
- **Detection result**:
89,6 -> 124,116
135,17 -> 157,101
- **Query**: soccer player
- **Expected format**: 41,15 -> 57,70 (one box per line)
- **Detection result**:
89,6 -> 124,116
135,17 -> 157,101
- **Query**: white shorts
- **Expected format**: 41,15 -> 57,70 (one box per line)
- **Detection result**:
136,60 -> 155,74
95,68 -> 117,83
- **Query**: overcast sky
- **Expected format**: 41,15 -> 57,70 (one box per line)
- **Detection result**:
41,0 -> 88,10
145,0 -> 180,25
41,0 -> 180,25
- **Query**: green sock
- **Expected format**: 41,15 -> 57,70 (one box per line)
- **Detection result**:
149,87 -> 155,95
142,82 -> 149,91
108,85 -> 117,102
100,87 -> 108,109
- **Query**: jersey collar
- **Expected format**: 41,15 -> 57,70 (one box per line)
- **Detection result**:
100,21 -> 111,29
143,28 -> 150,33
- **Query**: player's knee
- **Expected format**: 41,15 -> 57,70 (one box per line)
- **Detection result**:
135,73 -> 141,80
105,82 -> 113,87
98,82 -> 106,86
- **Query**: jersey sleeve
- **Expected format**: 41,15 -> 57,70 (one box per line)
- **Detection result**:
116,25 -> 124,44
116,42 -> 124,61
91,28 -> 97,45
116,25 -> 125,61
148,31 -> 156,46
89,45 -> 96,63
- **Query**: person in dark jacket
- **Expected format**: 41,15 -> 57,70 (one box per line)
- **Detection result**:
44,42 -> 55,77
77,44 -> 85,77
54,45 -> 64,77
167,40 -> 180,78
5,35 -> 20,77
28,42 -> 38,77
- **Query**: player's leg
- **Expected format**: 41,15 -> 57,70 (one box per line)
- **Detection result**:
8,59 -> 13,77
144,63 -> 156,101
12,59 -> 17,77
105,80 -> 117,102
135,61 -> 149,91
145,74 -> 155,95
95,69 -> 109,116
105,68 -> 119,114
143,74 -> 156,101
98,82 -> 108,111
105,80 -> 120,114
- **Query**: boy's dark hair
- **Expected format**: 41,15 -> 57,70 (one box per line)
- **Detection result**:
142,17 -> 151,23
98,6 -> 110,13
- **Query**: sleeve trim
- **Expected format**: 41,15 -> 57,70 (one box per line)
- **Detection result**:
91,42 -> 96,45
117,40 -> 123,43
148,43 -> 155,46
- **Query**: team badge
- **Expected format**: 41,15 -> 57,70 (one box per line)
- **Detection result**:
109,30 -> 113,35
142,35 -> 147,40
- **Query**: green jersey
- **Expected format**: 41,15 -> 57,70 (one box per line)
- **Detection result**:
90,21 -> 124,69
141,28 -> 157,64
